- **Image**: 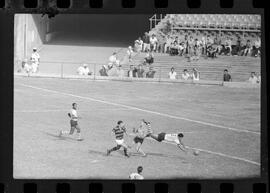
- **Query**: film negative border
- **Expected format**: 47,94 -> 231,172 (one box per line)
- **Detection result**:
0,0 -> 268,193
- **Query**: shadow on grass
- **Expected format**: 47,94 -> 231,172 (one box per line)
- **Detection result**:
43,131 -> 79,142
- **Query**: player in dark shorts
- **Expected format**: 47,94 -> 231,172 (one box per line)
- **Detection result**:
132,119 -> 152,157
107,120 -> 130,157
59,103 -> 83,141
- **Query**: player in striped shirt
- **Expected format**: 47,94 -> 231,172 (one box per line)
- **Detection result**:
106,120 -> 130,157
132,119 -> 153,157
129,166 -> 144,180
59,103 -> 83,141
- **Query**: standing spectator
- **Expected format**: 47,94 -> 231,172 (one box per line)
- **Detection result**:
252,37 -> 261,57
128,65 -> 137,78
137,64 -> 145,78
164,35 -> 173,53
248,72 -> 259,84
99,65 -> 108,76
30,47 -> 40,73
223,69 -> 232,82
129,166 -> 144,180
201,36 -> 207,55
22,58 -> 32,75
178,42 -> 186,56
142,32 -> 150,52
223,37 -> 232,55
191,68 -> 200,81
144,50 -> 154,65
181,69 -> 190,80
134,37 -> 143,52
149,34 -> 158,52
77,64 -> 91,76
127,46 -> 134,62
146,66 -> 156,78
169,67 -> 177,80
243,40 -> 252,56
108,52 -> 120,69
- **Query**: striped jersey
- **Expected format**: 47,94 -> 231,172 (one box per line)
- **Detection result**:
112,125 -> 126,140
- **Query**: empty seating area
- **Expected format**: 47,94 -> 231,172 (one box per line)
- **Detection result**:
166,14 -> 261,31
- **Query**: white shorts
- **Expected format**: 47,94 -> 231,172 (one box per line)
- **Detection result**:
115,139 -> 124,145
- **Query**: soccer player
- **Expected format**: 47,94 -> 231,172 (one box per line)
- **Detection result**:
132,119 -> 152,157
143,120 -> 188,153
59,103 -> 83,141
107,120 -> 130,157
129,166 -> 144,180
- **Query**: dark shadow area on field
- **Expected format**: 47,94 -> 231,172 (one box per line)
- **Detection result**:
43,131 -> 79,142
88,149 -> 127,158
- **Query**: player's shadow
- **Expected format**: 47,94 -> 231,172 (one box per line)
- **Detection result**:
43,131 -> 78,142
88,149 -> 126,158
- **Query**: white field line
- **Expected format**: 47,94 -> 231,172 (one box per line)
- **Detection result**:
18,83 -> 260,136
17,83 -> 261,166
14,108 -> 129,113
127,133 -> 260,166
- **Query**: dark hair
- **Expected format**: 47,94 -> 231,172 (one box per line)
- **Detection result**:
137,166 -> 143,173
72,103 -> 77,107
224,69 -> 228,72
117,120 -> 123,125
178,133 -> 184,138
183,69 -> 187,72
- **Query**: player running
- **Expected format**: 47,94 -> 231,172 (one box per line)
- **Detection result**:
107,120 -> 130,157
131,119 -> 152,157
143,120 -> 188,153
59,103 -> 83,141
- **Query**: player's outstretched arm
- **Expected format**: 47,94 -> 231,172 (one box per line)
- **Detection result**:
177,144 -> 188,153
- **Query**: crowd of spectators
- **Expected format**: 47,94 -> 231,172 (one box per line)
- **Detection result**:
168,67 -> 200,80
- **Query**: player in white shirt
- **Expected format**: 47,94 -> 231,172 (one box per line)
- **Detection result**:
129,166 -> 144,180
108,52 -> 120,69
149,34 -> 158,52
127,46 -> 134,62
169,67 -> 177,80
77,64 -> 90,75
59,103 -> 83,141
30,48 -> 40,73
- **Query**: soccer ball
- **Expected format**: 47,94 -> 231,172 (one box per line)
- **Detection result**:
193,150 -> 199,156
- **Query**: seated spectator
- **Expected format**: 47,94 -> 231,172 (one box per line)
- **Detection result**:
108,52 -> 120,69
223,37 -> 232,56
169,41 -> 179,56
252,37 -> 261,57
238,41 -> 246,56
223,69 -> 232,82
168,67 -> 177,80
207,44 -> 218,58
134,37 -> 143,52
117,65 -> 125,78
164,35 -> 174,53
178,42 -> 186,56
99,65 -> 108,76
231,36 -> 241,56
243,40 -> 252,56
144,50 -> 154,65
137,64 -> 145,78
149,34 -> 158,52
146,66 -> 156,78
128,65 -> 137,78
248,72 -> 259,84
191,68 -> 200,81
77,64 -> 91,76
181,69 -> 190,80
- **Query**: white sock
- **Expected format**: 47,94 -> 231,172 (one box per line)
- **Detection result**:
62,130 -> 69,135
77,133 -> 82,139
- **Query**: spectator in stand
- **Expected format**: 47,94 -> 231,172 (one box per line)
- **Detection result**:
117,65 -> 125,78
146,66 -> 156,78
99,65 -> 108,76
169,67 -> 177,80
144,49 -> 154,65
134,37 -> 143,52
181,69 -> 190,80
238,41 -> 246,56
206,35 -> 214,56
77,64 -> 91,76
201,36 -> 207,56
223,69 -> 232,82
257,74 -> 261,84
108,52 -> 120,69
232,36 -> 242,56
191,68 -> 200,81
21,58 -> 32,75
207,44 -> 218,58
127,46 -> 134,62
137,64 -> 145,78
252,37 -> 261,57
128,65 -> 137,78
150,34 -> 158,52
169,41 -> 179,56
248,72 -> 259,84
223,37 -> 232,56
164,34 -> 174,53
30,47 -> 40,73
178,42 -> 186,56
142,32 -> 150,52
193,39 -> 201,60
243,40 -> 252,56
